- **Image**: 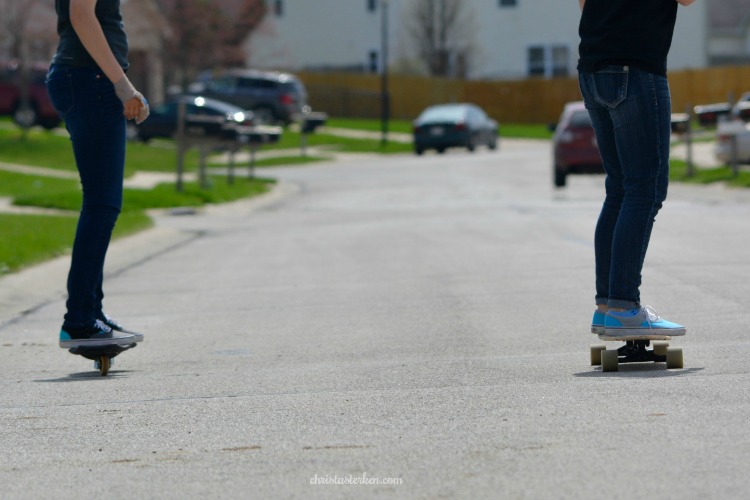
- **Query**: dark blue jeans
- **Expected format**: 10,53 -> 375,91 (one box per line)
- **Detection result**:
579,66 -> 671,310
46,65 -> 125,327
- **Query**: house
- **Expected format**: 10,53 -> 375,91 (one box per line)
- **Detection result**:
707,0 -> 750,65
247,0 -> 709,79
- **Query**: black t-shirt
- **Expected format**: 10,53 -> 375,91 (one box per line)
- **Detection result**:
578,0 -> 678,76
52,0 -> 129,70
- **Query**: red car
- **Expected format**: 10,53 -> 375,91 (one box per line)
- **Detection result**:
552,101 -> 603,187
0,60 -> 61,130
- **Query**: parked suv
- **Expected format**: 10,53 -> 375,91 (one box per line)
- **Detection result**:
0,60 -> 61,129
188,69 -> 309,125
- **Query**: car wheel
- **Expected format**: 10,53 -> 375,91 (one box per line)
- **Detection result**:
415,146 -> 424,156
437,147 -> 446,154
488,136 -> 498,150
467,136 -> 476,152
13,103 -> 38,128
554,167 -> 567,187
126,123 -> 140,141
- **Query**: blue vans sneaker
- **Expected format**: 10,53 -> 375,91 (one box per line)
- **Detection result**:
603,306 -> 686,337
98,313 -> 144,343
59,319 -> 138,348
591,310 -> 606,334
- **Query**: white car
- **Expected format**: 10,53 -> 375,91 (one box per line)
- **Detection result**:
715,120 -> 750,164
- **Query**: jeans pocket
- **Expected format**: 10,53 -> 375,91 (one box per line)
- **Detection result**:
591,66 -> 629,109
46,71 -> 75,118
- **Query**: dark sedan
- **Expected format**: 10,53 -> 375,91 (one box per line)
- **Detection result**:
412,103 -> 499,155
133,95 -> 254,142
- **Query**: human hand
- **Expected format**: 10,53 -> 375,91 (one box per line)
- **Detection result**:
114,76 -> 150,123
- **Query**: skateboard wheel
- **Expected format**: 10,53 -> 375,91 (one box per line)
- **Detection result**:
601,349 -> 619,372
98,355 -> 111,376
666,347 -> 683,370
590,345 -> 606,366
652,341 -> 669,357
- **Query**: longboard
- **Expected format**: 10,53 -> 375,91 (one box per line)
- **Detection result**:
590,334 -> 683,372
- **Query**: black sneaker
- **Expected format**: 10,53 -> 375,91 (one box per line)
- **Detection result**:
59,319 -> 137,348
98,313 -> 144,343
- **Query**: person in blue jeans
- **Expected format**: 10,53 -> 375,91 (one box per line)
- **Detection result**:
46,0 -> 149,348
578,0 -> 696,336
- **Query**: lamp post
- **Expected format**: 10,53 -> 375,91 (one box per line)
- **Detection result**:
380,0 -> 390,146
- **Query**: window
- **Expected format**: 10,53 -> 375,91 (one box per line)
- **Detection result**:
528,46 -> 545,77
368,50 -> 379,73
499,0 -> 517,7
527,45 -> 570,77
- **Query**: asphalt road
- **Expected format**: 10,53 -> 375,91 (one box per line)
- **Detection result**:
2,140 -> 750,499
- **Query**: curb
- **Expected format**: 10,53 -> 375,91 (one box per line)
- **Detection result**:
0,181 -> 297,331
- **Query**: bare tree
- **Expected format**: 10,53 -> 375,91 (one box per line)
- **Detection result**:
158,0 -> 267,89
404,0 -> 477,78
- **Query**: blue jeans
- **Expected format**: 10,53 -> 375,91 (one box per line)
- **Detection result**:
46,65 -> 126,327
578,66 -> 671,310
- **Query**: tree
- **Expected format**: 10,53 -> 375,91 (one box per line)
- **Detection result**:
157,0 -> 267,89
404,0 -> 477,78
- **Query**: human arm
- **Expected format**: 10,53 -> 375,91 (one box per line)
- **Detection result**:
676,0 -> 696,5
69,0 -> 147,122
579,0 -> 585,10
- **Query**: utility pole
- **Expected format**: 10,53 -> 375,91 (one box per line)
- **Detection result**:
380,0 -> 390,147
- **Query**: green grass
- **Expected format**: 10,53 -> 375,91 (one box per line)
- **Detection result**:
670,159 -> 750,187
5,170 -> 275,212
0,128 -> 202,175
0,211 -> 152,275
268,129 -> 414,154
326,117 -> 413,134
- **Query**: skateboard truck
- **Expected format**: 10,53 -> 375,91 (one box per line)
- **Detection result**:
69,343 -> 137,376
590,336 -> 683,372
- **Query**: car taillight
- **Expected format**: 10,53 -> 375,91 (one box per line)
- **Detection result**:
454,122 -> 466,131
413,125 -> 422,134
279,93 -> 294,105
717,133 -> 732,143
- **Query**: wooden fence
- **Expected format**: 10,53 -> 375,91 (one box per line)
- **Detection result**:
298,65 -> 750,124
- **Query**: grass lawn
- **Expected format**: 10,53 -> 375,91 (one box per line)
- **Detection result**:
0,211 -> 152,275
670,159 -> 750,187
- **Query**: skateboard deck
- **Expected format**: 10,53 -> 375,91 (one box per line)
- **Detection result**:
68,342 -> 136,376
590,334 -> 683,372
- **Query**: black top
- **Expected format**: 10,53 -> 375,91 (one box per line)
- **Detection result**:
52,0 -> 129,70
578,0 -> 678,76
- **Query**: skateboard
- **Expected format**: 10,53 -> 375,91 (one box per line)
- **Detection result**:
68,342 -> 137,376
590,334 -> 684,372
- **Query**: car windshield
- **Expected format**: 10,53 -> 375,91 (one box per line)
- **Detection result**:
419,106 -> 466,122
569,109 -> 593,128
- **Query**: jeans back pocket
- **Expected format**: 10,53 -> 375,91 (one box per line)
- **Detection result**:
46,68 -> 75,118
591,66 -> 629,109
